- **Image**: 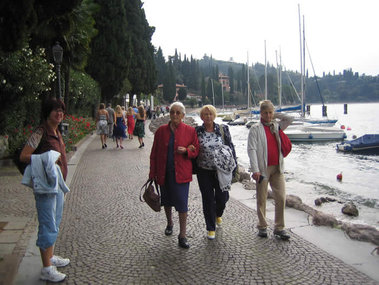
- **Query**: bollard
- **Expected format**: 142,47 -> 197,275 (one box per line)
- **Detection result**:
344,103 -> 348,114
322,105 -> 327,117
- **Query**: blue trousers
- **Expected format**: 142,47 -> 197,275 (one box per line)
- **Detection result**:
34,190 -> 64,250
196,168 -> 229,231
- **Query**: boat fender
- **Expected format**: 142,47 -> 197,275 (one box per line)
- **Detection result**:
347,127 -> 351,131
341,125 -> 345,129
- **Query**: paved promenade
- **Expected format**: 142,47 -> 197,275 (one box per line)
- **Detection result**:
1,123 -> 378,284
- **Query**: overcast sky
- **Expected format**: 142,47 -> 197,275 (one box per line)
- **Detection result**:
143,0 -> 379,76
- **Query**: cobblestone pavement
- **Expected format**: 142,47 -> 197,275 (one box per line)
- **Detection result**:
52,129 -> 377,285
0,164 -> 37,285
1,125 -> 378,285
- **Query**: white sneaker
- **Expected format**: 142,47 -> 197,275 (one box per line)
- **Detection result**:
51,255 -> 70,267
40,266 -> 66,282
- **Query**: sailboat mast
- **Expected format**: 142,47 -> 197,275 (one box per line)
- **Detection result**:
264,40 -> 268,100
247,51 -> 250,109
303,15 -> 306,116
298,4 -> 304,117
276,49 -> 282,108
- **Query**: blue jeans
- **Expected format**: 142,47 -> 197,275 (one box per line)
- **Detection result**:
34,190 -> 64,250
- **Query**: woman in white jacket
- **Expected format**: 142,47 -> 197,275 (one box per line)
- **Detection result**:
247,100 -> 294,240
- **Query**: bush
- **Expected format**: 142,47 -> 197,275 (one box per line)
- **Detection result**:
6,114 -> 96,158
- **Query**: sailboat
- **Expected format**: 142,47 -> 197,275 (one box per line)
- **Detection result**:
283,6 -> 345,142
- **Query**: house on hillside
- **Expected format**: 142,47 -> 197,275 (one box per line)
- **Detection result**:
158,83 -> 187,101
218,73 -> 230,92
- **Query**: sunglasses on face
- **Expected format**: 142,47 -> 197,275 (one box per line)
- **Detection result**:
170,110 -> 182,115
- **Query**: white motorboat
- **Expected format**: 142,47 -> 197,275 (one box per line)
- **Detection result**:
284,125 -> 346,142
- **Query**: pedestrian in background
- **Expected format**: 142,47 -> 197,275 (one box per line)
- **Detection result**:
96,103 -> 109,149
195,105 -> 237,240
134,105 -> 146,148
106,103 -> 115,142
247,100 -> 294,240
149,102 -> 199,249
126,106 -> 135,140
113,105 -> 127,149
19,98 -> 70,282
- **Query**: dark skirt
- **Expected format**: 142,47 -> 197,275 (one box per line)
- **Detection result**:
133,120 -> 145,138
160,170 -> 189,213
113,117 -> 127,139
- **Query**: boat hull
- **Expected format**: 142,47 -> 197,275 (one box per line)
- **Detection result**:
285,126 -> 346,142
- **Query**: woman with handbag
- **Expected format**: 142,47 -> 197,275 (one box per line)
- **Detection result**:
195,105 -> 237,240
247,100 -> 294,240
19,98 -> 70,282
149,102 -> 199,249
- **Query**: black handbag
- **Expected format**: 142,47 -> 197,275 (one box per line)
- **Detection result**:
140,179 -> 161,212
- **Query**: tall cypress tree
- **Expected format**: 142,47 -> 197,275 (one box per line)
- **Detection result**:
124,0 -> 156,101
86,0 -> 129,102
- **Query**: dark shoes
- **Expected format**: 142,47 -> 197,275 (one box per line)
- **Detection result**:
178,236 -> 190,249
139,142 -> 145,149
164,225 -> 173,236
257,228 -> 268,238
274,230 -> 291,240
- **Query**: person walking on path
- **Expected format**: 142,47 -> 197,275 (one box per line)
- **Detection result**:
113,105 -> 127,149
106,103 -> 115,142
195,105 -> 237,240
19,98 -> 70,282
134,105 -> 146,148
247,100 -> 294,240
149,102 -> 199,249
96,103 -> 109,149
126,106 -> 135,140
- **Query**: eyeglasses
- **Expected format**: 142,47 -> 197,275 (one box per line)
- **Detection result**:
170,110 -> 182,115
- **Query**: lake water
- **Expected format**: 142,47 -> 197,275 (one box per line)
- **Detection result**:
193,103 -> 379,230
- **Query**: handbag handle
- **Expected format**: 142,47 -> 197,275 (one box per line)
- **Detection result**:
139,179 -> 159,202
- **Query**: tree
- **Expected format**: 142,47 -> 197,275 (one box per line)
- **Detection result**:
163,61 -> 176,102
125,0 -> 156,102
177,87 -> 187,101
86,0 -> 129,102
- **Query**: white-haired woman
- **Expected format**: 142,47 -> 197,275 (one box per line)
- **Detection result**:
247,100 -> 294,240
149,102 -> 199,249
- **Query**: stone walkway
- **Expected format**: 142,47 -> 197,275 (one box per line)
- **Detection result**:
1,122 -> 378,284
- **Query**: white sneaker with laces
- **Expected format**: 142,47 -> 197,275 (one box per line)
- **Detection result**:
51,255 -> 70,267
40,266 -> 66,282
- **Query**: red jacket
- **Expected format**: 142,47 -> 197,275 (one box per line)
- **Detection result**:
149,122 -> 199,185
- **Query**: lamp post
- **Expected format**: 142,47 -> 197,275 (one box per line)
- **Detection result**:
52,42 -> 63,100
52,42 -> 64,134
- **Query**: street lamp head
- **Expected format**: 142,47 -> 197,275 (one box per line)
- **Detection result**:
52,41 -> 63,64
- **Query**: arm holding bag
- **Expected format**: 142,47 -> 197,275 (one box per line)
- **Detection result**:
140,179 -> 161,212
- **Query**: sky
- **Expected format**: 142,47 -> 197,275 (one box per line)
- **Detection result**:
142,0 -> 379,76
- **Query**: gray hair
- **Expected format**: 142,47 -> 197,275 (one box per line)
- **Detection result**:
259,100 -> 275,112
169,102 -> 186,115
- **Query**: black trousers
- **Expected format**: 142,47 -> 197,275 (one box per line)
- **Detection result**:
196,168 -> 229,231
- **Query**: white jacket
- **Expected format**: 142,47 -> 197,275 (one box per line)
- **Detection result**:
22,150 -> 70,195
247,113 -> 294,176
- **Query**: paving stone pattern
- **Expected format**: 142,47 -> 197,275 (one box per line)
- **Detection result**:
52,131 -> 378,285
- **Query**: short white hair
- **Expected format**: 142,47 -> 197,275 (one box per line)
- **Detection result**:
169,102 -> 186,115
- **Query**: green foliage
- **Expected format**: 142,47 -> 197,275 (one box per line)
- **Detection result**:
69,69 -> 101,117
177,87 -> 187,101
86,0 -> 129,101
0,45 -> 53,135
